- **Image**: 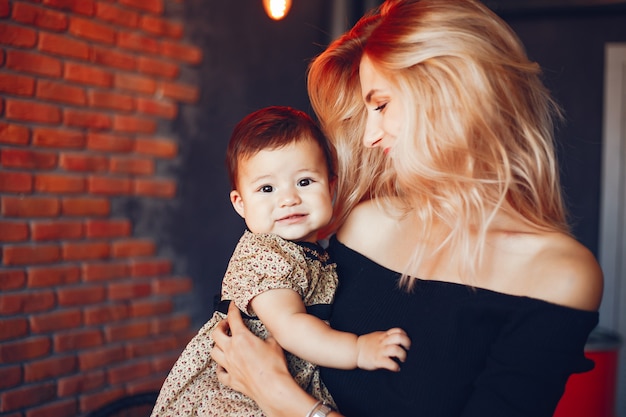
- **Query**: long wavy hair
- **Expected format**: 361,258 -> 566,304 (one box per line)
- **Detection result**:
308,0 -> 568,287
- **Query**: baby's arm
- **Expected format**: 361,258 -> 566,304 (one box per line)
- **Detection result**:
250,288 -> 411,371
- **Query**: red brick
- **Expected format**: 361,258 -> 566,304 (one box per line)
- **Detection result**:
136,97 -> 177,119
0,170 -> 33,193
140,15 -> 183,39
0,269 -> 26,291
2,196 -> 60,218
107,360 -> 151,384
117,31 -> 159,54
5,99 -> 62,124
62,241 -> 110,261
152,351 -> 179,372
88,90 -> 134,111
80,387 -> 125,415
12,2 -> 68,31
134,137 -> 177,159
26,399 -> 78,417
58,285 -> 105,306
119,0 -> 163,14
24,355 -> 76,382
0,366 -> 22,391
0,220 -> 29,242
112,239 -> 155,258
64,61 -> 113,87
57,370 -> 105,397
6,50 -> 63,78
114,72 -> 156,94
31,220 -> 83,241
137,56 -> 179,79
127,375 -> 165,394
159,40 -> 202,65
153,276 -> 193,295
64,109 -> 111,130
28,265 -> 80,287
78,344 -> 125,371
109,156 -> 154,176
87,175 -> 132,195
30,309 -> 82,333
70,17 -> 116,44
0,317 -> 29,341
42,0 -> 95,15
0,382 -> 56,412
38,32 -> 91,60
0,22 -> 37,47
61,197 -> 110,216
127,335 -> 177,357
36,80 -> 87,105
112,114 -> 156,134
95,2 -> 139,28
159,81 -> 199,103
59,153 -> 108,172
0,0 -> 8,17
84,304 -> 128,325
134,178 -> 176,198
0,72 -> 36,96
108,281 -> 151,300
82,262 -> 128,281
34,173 -> 85,193
0,290 -> 55,314
85,219 -> 131,238
130,259 -> 172,277
130,299 -> 171,317
90,45 -> 136,70
105,320 -> 150,343
33,127 -> 85,149
1,148 -> 58,170
152,314 -> 190,335
54,329 -> 103,352
0,122 -> 30,145
2,244 -> 61,266
86,132 -> 133,152
0,336 -> 51,363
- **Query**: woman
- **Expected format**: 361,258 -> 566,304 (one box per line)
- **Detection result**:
212,1 -> 603,416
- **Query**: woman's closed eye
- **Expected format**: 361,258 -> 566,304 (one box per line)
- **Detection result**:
374,103 -> 387,112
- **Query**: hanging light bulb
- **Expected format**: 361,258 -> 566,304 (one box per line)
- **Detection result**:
263,0 -> 292,20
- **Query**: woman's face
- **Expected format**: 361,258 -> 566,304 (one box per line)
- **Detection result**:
359,54 -> 403,154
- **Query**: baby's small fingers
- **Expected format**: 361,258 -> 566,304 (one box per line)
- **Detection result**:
383,344 -> 408,363
384,330 -> 411,350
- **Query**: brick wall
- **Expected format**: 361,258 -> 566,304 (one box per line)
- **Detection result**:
0,0 -> 201,415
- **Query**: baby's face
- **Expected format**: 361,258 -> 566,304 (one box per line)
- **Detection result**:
230,139 -> 334,243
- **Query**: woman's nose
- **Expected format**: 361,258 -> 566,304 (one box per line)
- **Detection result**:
362,114 -> 383,148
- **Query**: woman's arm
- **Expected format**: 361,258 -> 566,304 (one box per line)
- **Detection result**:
251,288 -> 410,370
212,302 -> 344,417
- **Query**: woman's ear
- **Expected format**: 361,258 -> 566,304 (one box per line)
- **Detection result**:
230,190 -> 246,219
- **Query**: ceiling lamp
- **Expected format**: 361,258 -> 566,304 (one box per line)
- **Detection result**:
263,0 -> 292,20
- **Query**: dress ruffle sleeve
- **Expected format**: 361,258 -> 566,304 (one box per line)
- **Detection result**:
221,231 -> 311,317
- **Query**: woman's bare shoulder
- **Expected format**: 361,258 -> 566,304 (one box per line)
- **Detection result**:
522,232 -> 603,311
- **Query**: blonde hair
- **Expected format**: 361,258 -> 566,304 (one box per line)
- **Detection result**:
308,0 -> 568,286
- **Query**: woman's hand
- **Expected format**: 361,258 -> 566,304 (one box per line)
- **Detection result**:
212,302 -> 289,398
212,302 -> 344,417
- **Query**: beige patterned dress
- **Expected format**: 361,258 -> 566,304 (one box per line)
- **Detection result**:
151,230 -> 338,417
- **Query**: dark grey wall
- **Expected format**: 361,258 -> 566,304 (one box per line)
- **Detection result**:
165,1 -> 332,327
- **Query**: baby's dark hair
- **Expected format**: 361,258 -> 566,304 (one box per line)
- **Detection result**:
226,106 -> 336,190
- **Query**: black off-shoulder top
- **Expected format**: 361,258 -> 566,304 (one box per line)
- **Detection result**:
321,236 -> 598,417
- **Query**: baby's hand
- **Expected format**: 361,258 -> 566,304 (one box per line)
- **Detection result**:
356,328 -> 411,371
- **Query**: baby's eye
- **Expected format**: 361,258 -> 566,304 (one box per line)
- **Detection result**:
374,103 -> 387,112
259,185 -> 274,193
298,178 -> 313,187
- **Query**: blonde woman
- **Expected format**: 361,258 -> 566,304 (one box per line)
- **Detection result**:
212,1 -> 603,416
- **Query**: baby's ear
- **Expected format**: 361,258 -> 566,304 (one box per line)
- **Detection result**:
230,190 -> 246,219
